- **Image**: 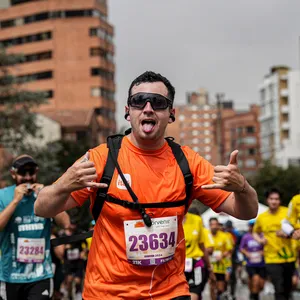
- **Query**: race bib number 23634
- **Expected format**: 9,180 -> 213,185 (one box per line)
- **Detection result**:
124,216 -> 178,266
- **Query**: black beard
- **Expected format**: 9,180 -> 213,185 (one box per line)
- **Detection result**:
16,179 -> 35,185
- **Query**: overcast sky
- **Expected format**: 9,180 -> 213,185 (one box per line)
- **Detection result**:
108,0 -> 300,129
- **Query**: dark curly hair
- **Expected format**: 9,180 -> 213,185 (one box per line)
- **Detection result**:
128,71 -> 175,104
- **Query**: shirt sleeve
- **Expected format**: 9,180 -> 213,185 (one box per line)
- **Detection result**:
225,235 -> 234,251
183,147 -> 231,211
287,197 -> 298,227
0,191 -> 5,212
204,229 -> 215,248
253,216 -> 262,233
198,217 -> 204,244
239,235 -> 247,252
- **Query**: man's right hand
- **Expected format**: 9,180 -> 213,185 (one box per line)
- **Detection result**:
13,183 -> 28,203
59,152 -> 108,193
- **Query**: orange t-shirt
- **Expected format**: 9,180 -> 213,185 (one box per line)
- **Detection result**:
71,136 -> 230,300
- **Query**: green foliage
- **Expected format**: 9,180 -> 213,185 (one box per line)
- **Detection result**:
0,48 -> 47,151
251,161 -> 300,206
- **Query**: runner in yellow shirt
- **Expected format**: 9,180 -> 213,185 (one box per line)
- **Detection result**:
183,208 -> 215,300
219,222 -> 235,285
253,188 -> 296,300
285,193 -> 300,239
209,217 -> 233,300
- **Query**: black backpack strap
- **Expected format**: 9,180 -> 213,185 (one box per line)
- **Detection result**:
92,134 -> 124,221
106,196 -> 186,209
165,138 -> 193,212
51,230 -> 94,247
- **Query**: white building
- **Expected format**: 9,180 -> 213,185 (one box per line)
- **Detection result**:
259,66 -> 300,168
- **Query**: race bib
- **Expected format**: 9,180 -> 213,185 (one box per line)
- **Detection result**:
249,251 -> 262,264
124,216 -> 178,266
210,250 -> 222,263
185,258 -> 193,272
67,248 -> 80,261
17,238 -> 45,263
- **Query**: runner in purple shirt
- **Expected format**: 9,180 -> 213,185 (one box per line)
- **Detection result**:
239,219 -> 266,300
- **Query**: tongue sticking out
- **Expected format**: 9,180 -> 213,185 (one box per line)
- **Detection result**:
142,123 -> 155,133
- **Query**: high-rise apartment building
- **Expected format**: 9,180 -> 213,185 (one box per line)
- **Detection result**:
167,89 -> 235,165
0,0 -> 115,145
167,89 -> 261,177
221,105 -> 261,177
259,66 -> 300,167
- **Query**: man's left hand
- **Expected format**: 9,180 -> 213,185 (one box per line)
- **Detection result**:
201,150 -> 244,192
292,229 -> 300,240
276,230 -> 289,238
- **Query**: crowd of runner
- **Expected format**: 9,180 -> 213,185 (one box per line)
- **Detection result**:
183,188 -> 300,300
0,71 -> 297,300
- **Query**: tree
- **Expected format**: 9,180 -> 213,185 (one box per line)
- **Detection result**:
0,48 -> 47,151
251,161 -> 300,206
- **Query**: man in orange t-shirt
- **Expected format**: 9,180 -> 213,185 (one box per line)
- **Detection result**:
34,71 -> 258,300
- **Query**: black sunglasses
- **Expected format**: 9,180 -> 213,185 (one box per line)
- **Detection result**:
17,168 -> 37,176
128,93 -> 172,110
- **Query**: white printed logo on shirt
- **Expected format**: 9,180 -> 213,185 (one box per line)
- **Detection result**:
117,174 -> 131,190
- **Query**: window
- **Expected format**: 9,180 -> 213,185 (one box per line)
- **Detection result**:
0,31 -> 52,48
65,10 -> 92,18
91,68 -> 114,80
101,88 -> 114,100
244,137 -> 257,145
288,159 -> 300,167
17,71 -> 53,83
193,147 -> 199,152
246,126 -> 255,133
191,114 -> 197,120
204,130 -> 210,135
20,51 -> 52,64
179,115 -> 185,121
205,154 -> 211,161
0,19 -> 15,29
24,12 -> 49,24
90,47 -> 114,62
11,0 -> 41,5
245,159 -> 256,167
204,138 -> 211,144
204,113 -> 209,119
1,8 -> 106,29
90,28 -> 107,40
248,148 -> 256,155
204,122 -> 210,127
237,127 -> 243,134
192,138 -> 199,144
91,87 -> 100,97
192,130 -> 198,136
205,146 -> 211,152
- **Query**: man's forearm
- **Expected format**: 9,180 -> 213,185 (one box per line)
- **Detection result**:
0,199 -> 19,231
54,211 -> 71,229
233,180 -> 258,219
34,183 -> 71,218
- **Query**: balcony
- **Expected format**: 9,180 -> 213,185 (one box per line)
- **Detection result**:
280,89 -> 288,97
281,122 -> 290,130
281,105 -> 289,114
